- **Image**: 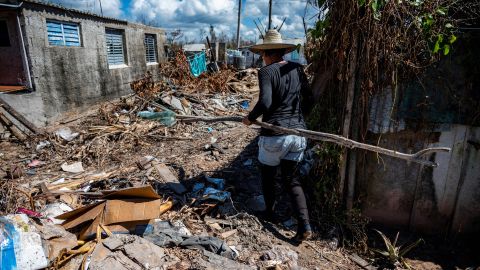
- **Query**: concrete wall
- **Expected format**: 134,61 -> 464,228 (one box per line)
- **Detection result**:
353,30 -> 480,237
0,10 -> 25,85
0,2 -> 165,127
357,125 -> 480,237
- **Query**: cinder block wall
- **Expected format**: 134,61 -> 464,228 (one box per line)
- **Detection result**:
1,3 -> 165,127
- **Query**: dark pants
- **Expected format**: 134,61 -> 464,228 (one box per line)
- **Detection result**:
260,160 -> 310,226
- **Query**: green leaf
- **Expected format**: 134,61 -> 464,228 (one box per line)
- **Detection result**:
371,0 -> 379,12
449,34 -> 457,44
399,238 -> 424,257
392,231 -> 399,247
433,35 -> 442,53
372,248 -> 390,257
358,0 -> 366,7
410,0 -> 424,6
443,44 -> 450,55
436,8 -> 446,15
422,14 -> 434,30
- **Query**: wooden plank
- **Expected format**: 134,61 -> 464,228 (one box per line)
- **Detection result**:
39,182 -> 55,203
152,161 -> 187,194
0,97 -> 40,134
0,112 -> 27,141
0,107 -> 33,135
220,229 -> 237,239
450,126 -> 480,235
0,85 -> 27,93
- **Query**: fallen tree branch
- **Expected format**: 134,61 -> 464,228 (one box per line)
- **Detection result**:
177,115 -> 450,167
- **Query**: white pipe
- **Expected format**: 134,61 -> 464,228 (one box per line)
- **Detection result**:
16,13 -> 32,89
0,2 -> 22,8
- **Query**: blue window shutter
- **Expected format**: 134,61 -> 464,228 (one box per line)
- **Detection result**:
47,20 -> 80,47
144,34 -> 157,63
106,29 -> 125,65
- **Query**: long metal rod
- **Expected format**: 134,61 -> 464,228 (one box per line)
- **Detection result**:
268,0 -> 272,30
236,0 -> 242,49
16,13 -> 32,89
98,0 -> 103,16
0,2 -> 22,8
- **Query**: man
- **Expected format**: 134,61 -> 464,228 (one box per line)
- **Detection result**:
242,29 -> 313,242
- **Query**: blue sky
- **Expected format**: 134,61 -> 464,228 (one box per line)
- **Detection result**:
47,0 -> 319,43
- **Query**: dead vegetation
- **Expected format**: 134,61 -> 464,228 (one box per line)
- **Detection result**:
0,58 -> 366,269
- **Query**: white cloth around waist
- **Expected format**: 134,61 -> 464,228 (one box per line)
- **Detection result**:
258,135 -> 307,166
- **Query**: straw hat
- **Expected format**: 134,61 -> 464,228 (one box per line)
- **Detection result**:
249,29 -> 297,54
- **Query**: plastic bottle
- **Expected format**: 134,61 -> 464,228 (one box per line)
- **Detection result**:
137,110 -> 176,126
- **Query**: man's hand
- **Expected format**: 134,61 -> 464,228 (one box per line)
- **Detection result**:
242,116 -> 252,126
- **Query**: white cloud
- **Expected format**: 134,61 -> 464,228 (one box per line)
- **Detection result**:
100,0 -> 122,18
130,0 -> 311,43
45,0 -> 314,43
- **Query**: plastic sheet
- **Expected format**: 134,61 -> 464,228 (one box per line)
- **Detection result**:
0,218 -> 18,270
187,51 -> 207,77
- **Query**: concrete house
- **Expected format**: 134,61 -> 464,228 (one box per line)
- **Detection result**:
0,0 -> 166,127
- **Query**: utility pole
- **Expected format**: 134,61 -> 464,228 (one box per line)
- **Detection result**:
236,0 -> 242,49
98,0 -> 103,16
268,0 -> 272,30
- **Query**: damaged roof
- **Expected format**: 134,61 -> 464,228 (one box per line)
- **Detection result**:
14,0 -> 128,24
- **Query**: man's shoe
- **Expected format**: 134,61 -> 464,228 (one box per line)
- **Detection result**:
292,224 -> 313,242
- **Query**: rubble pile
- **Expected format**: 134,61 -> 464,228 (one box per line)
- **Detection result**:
0,63 -> 358,269
158,50 -> 245,94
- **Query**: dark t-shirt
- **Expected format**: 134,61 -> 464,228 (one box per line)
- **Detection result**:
248,61 -> 312,136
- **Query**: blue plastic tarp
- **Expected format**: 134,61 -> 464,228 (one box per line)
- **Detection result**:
0,218 -> 18,270
187,51 -> 207,77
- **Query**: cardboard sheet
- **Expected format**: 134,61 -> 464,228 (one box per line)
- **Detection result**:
56,186 -> 171,240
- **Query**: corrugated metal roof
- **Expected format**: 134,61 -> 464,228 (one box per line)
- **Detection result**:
22,0 -> 128,23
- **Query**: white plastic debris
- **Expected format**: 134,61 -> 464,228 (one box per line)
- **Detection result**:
55,127 -> 79,142
41,202 -> 73,225
4,214 -> 48,270
36,140 -> 51,151
50,178 -> 65,185
61,162 -> 84,173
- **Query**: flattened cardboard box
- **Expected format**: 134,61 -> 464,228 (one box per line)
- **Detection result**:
56,186 -> 169,240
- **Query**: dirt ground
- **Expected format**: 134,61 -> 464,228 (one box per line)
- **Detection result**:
0,88 -> 367,270
1,68 -> 478,269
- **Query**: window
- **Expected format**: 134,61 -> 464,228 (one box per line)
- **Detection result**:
144,34 -> 158,63
0,21 -> 10,47
105,28 -> 126,66
46,20 -> 81,46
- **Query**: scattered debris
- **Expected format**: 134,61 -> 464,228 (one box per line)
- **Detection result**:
0,214 -> 49,269
57,186 -> 172,240
261,245 -> 299,269
61,162 -> 84,173
55,127 -> 79,142
88,234 -> 177,270
0,63 -> 368,269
